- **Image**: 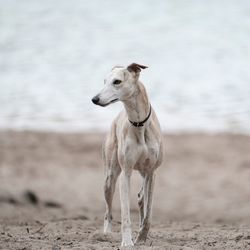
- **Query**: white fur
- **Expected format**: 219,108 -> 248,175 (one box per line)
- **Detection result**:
92,64 -> 163,246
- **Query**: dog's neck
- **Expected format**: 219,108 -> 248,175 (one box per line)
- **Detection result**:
122,81 -> 150,127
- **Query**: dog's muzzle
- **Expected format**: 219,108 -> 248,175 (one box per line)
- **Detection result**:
92,95 -> 100,105
92,96 -> 119,106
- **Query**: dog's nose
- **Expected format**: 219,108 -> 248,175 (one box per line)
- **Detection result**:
92,95 -> 100,104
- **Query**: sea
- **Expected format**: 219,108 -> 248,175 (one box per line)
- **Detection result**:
0,0 -> 250,133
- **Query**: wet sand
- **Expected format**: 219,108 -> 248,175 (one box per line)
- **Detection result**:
0,131 -> 250,249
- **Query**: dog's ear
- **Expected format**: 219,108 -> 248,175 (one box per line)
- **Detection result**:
127,63 -> 148,73
112,65 -> 123,71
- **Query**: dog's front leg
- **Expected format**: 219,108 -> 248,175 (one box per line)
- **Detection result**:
119,170 -> 134,247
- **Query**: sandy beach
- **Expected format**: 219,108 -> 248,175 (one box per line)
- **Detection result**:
0,130 -> 250,249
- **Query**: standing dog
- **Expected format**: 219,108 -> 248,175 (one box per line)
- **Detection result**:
92,63 -> 163,246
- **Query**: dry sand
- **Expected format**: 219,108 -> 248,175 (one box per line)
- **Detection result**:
0,130 -> 250,249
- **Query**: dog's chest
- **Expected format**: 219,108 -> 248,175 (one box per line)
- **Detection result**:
122,134 -> 160,172
118,126 -> 161,172
134,142 -> 159,172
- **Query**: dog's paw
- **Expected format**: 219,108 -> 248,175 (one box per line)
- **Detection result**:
135,232 -> 147,244
121,239 -> 134,247
121,229 -> 134,247
103,220 -> 112,234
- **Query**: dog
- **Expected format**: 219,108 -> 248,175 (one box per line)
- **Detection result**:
92,63 -> 163,246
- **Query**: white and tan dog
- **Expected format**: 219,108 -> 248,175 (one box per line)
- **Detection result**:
92,63 -> 163,247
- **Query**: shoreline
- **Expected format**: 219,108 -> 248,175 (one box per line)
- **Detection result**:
1,127 -> 250,136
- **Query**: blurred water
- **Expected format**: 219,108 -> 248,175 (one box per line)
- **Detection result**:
0,0 -> 250,133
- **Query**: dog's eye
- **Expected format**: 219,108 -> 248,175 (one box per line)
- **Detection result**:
113,79 -> 122,85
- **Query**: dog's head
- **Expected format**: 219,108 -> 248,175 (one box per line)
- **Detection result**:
92,63 -> 148,106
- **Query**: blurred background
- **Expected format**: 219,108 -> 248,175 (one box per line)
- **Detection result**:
1,1 -> 250,249
0,0 -> 250,133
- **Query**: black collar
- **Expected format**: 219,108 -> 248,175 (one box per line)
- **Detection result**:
129,105 -> 151,127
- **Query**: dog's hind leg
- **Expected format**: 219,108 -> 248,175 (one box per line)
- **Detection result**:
135,172 -> 155,243
138,173 -> 146,227
104,164 -> 121,233
138,186 -> 144,227
103,128 -> 121,233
